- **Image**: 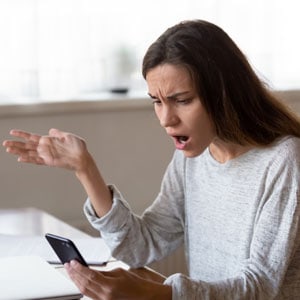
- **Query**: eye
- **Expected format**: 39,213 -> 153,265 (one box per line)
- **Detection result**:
152,100 -> 162,105
176,98 -> 191,105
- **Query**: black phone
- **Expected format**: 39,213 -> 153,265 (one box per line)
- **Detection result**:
45,233 -> 88,267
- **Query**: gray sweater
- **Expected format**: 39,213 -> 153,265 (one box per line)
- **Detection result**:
84,136 -> 300,299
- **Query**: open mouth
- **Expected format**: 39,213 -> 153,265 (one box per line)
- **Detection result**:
169,134 -> 190,150
173,136 -> 189,150
174,136 -> 189,145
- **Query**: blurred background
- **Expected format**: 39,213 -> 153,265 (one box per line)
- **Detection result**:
0,0 -> 299,103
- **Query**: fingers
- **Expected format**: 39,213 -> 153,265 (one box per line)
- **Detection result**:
65,261 -> 106,299
9,129 -> 41,143
67,260 -> 124,282
65,261 -> 161,299
4,144 -> 45,164
4,141 -> 38,159
3,138 -> 39,157
3,140 -> 38,151
2,130 -> 46,165
17,154 -> 45,164
3,130 -> 41,152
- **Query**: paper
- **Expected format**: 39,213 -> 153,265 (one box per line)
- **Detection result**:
0,234 -> 111,265
0,255 -> 82,300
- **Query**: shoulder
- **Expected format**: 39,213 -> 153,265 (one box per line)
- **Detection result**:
267,136 -> 300,182
245,136 -> 300,182
271,136 -> 300,161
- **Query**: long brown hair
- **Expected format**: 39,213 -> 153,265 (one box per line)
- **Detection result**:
142,20 -> 300,146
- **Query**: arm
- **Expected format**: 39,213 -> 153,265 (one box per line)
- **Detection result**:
83,151 -> 186,267
3,128 -> 112,217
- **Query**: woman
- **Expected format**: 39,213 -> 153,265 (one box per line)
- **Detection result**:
3,20 -> 300,299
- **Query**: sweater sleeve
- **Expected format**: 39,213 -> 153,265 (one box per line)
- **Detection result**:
83,151 -> 186,267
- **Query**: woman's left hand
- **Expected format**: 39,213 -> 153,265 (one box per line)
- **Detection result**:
65,260 -> 172,300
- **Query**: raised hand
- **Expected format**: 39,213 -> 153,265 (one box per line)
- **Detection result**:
3,128 -> 113,216
3,128 -> 89,172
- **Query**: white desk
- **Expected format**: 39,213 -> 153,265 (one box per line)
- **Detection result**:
0,207 -> 89,237
0,207 -> 165,299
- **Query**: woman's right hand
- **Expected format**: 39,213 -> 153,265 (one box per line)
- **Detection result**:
3,128 -> 91,172
3,128 -> 113,217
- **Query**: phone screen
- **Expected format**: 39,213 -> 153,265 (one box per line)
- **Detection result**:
45,233 -> 88,266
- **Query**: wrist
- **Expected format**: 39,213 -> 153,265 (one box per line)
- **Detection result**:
75,151 -> 96,178
75,152 -> 113,217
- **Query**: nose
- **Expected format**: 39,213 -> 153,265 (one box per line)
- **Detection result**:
158,106 -> 179,128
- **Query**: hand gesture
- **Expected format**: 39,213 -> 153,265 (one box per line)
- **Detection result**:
3,128 -> 89,172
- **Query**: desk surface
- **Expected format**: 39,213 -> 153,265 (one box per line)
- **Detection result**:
0,207 -> 165,299
0,207 -> 89,237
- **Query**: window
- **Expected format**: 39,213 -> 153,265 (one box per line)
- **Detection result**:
0,0 -> 299,103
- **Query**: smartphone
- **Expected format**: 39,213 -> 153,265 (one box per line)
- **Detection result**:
45,233 -> 88,267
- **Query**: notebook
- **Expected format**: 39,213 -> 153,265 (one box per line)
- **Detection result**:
0,255 -> 82,300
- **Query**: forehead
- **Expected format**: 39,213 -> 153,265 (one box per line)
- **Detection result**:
146,64 -> 193,95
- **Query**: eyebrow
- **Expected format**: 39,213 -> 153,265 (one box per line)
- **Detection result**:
147,93 -> 156,99
147,91 -> 190,100
166,91 -> 190,100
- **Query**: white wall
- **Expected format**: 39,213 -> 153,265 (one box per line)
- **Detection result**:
0,99 -> 174,234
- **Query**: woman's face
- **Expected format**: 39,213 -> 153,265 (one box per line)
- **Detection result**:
146,63 -> 216,158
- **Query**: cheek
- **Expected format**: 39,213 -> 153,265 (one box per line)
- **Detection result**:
153,106 -> 162,121
191,113 -> 214,137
